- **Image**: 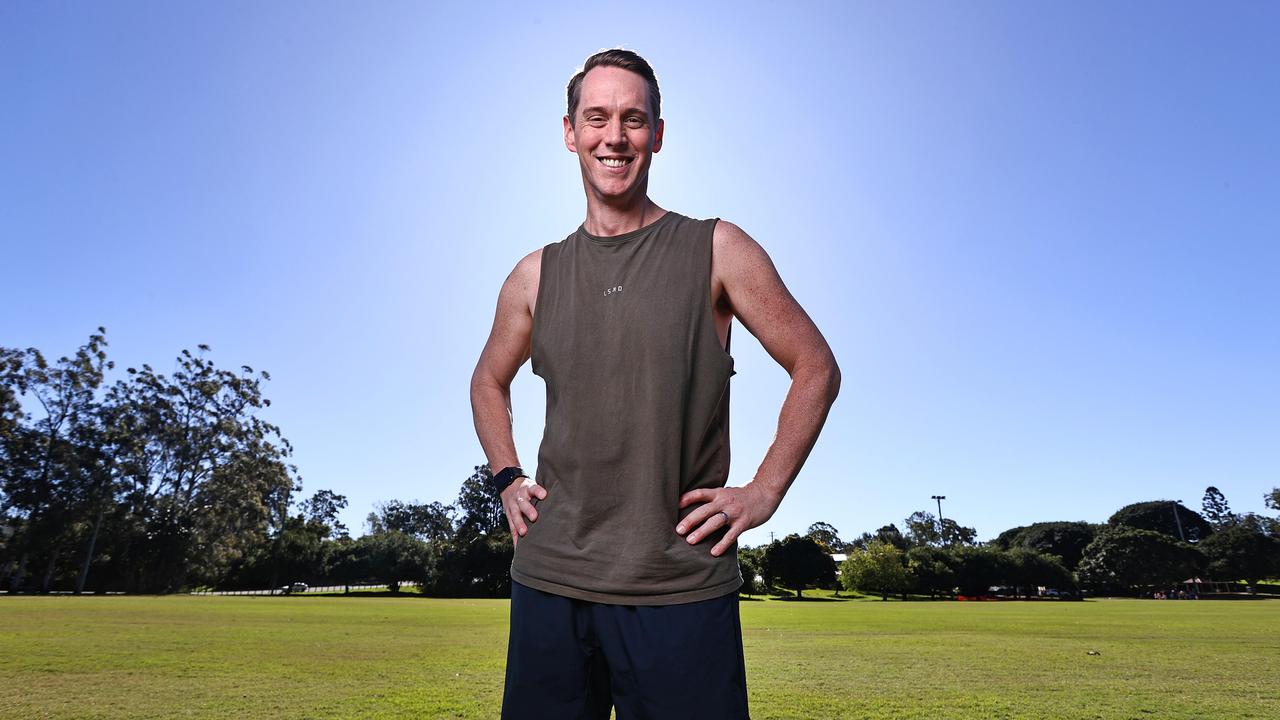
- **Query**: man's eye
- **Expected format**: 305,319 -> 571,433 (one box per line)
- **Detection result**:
587,117 -> 606,126
625,117 -> 644,127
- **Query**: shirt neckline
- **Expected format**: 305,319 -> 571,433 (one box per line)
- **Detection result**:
578,211 -> 678,247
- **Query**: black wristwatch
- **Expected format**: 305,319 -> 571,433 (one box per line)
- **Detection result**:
491,466 -> 528,494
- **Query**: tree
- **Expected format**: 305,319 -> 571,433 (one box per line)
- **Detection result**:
905,511 -> 942,547
422,464 -> 512,597
872,524 -> 909,551
1201,487 -> 1237,529
300,490 -> 349,538
1108,500 -> 1213,543
762,534 -> 836,598
328,531 -> 433,593
939,518 -> 977,547
2,335 -> 300,594
1004,548 -> 1074,597
993,525 -> 1028,549
261,514 -> 330,588
1266,488 -> 1280,513
107,348 -> 298,593
433,532 -> 511,597
0,330 -> 113,593
906,546 -> 956,599
991,521 -> 1099,571
367,500 -> 455,542
806,521 -> 845,553
454,464 -> 504,540
905,511 -> 976,548
840,542 -> 908,600
946,546 -> 1009,597
1076,527 -> 1206,595
738,545 -> 763,596
1199,522 -> 1280,587
850,524 -> 909,552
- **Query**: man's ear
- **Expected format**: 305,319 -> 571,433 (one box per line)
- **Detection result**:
564,115 -> 577,153
651,118 -> 664,153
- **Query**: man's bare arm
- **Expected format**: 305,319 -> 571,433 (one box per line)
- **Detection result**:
676,220 -> 842,556
470,249 -> 548,546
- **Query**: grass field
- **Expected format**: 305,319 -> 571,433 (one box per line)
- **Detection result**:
2,591 -> 1277,719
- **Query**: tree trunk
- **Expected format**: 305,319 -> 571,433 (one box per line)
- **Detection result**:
40,549 -> 58,593
11,550 -> 29,592
75,506 -> 106,594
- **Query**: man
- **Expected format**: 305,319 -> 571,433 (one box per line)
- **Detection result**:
471,49 -> 840,720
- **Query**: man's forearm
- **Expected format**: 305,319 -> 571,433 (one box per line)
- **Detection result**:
747,355 -> 840,501
470,378 -> 522,471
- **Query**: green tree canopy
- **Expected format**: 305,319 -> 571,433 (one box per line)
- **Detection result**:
1004,547 -> 1074,597
946,546 -> 1009,597
906,546 -> 956,599
1199,522 -> 1280,586
806,521 -> 845,553
852,524 -> 909,552
1200,487 -> 1237,529
1077,527 -> 1206,595
991,521 -> 1099,571
763,534 -> 836,598
1109,500 -> 1213,543
454,464 -> 504,540
738,545 -> 764,596
905,511 -> 977,548
840,542 -> 909,600
905,511 -> 942,547
300,489 -> 349,538
367,499 -> 455,542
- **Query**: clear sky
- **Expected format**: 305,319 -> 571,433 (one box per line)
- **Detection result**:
3,1 -> 1277,548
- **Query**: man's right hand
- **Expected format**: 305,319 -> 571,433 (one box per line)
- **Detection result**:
501,477 -> 548,547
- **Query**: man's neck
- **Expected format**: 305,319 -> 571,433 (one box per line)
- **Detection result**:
582,196 -> 666,238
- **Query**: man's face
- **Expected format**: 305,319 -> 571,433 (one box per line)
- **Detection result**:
564,66 -> 664,204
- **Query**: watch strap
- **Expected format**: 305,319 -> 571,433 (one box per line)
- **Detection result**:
491,466 -> 527,494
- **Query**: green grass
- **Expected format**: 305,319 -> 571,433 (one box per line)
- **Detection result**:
2,592 -> 1277,719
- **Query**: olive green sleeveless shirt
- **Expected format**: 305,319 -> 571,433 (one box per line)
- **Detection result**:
510,211 -> 742,605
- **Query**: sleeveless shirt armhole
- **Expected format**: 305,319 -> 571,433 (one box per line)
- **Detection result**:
529,241 -> 558,376
707,218 -> 736,375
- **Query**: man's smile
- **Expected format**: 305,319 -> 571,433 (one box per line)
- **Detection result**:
597,156 -> 633,168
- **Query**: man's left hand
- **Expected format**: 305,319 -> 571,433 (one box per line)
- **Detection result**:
676,482 -> 782,557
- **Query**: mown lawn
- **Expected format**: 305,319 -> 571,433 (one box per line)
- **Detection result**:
2,592 -> 1277,719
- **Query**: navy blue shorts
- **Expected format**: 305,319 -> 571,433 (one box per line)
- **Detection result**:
502,580 -> 750,720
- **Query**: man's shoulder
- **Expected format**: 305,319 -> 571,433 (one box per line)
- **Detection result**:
509,247 -> 543,287
710,218 -> 762,258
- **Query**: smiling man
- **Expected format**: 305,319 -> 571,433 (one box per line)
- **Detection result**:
471,48 -> 840,720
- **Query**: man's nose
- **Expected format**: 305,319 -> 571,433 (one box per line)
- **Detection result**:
605,118 -> 628,146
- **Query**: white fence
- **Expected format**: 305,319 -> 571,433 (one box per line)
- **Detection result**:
190,581 -> 419,596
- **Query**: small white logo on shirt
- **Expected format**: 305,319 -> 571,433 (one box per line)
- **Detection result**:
603,285 -> 623,297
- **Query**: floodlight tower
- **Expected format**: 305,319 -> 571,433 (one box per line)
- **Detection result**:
932,495 -> 946,522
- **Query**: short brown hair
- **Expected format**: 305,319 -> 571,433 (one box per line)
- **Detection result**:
566,49 -> 661,125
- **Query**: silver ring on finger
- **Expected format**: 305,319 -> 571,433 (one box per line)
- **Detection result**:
719,511 -> 730,524
517,496 -> 527,503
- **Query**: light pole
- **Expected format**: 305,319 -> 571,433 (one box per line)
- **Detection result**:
932,495 -> 946,522
1171,500 -> 1186,542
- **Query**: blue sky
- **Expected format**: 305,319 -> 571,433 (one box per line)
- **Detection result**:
3,1 -> 1277,548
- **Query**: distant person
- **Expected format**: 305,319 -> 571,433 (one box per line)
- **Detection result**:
470,48 -> 840,719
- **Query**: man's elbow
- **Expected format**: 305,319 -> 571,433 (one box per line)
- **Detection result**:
792,350 -> 840,405
822,353 -> 841,405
